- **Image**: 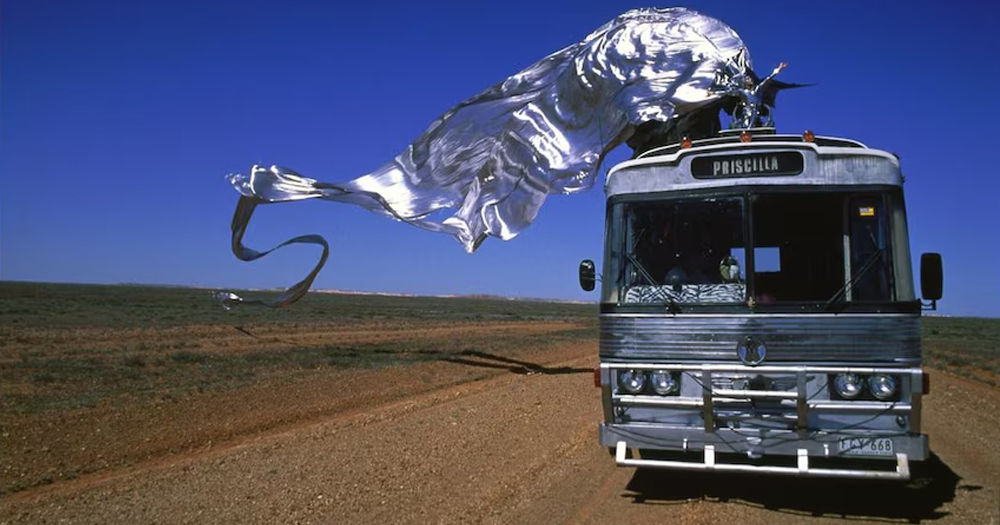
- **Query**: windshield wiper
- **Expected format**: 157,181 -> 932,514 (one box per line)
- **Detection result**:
825,249 -> 883,309
627,252 -> 681,313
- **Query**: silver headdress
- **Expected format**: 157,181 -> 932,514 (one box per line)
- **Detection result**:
222,7 -> 771,307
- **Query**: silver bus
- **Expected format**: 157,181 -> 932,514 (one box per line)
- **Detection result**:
579,128 -> 943,480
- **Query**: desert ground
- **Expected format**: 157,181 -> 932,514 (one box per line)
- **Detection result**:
1,283 -> 998,523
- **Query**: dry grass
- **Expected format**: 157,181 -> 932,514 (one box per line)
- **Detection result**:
0,282 -> 597,416
922,316 -> 1000,387
0,282 -> 599,494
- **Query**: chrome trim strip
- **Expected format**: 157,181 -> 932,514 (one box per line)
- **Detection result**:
614,395 -> 912,414
711,389 -> 797,399
604,362 -> 920,375
601,313 -> 917,318
796,372 -> 808,437
701,369 -> 713,432
599,313 -> 920,362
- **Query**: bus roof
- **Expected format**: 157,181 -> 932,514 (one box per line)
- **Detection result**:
607,132 -> 902,198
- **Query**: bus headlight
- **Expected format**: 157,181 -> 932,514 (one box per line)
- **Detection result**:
868,374 -> 898,400
833,373 -> 863,399
650,370 -> 679,395
618,370 -> 646,394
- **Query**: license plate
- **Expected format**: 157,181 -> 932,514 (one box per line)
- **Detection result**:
838,437 -> 894,457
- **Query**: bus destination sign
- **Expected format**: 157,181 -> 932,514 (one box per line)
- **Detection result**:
691,151 -> 804,179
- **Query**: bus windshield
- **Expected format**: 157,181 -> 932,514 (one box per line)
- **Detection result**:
608,190 -> 904,308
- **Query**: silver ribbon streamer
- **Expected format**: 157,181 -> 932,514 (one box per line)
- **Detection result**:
223,7 -> 752,307
216,196 -> 329,309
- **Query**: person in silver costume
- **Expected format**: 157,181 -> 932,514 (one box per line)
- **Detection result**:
222,7 -> 780,307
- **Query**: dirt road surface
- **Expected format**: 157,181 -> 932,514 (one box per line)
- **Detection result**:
3,338 -> 998,524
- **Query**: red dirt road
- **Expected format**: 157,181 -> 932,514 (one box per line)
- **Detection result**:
3,340 -> 998,524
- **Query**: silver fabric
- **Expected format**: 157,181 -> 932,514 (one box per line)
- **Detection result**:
224,7 -> 752,306
712,61 -> 788,129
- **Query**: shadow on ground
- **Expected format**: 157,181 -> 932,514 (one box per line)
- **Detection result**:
445,350 -> 591,375
623,453 -> 971,522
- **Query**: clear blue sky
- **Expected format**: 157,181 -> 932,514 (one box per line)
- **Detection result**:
2,1 -> 998,317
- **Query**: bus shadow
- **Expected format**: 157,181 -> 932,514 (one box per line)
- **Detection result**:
444,350 -> 591,375
623,453 -> 969,522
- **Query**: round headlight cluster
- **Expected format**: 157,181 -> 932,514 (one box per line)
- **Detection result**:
617,369 -> 679,395
832,373 -> 899,400
833,373 -> 864,399
618,369 -> 646,394
650,370 -> 679,395
868,374 -> 898,400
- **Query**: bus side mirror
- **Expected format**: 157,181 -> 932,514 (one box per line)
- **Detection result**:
579,260 -> 596,292
920,253 -> 943,306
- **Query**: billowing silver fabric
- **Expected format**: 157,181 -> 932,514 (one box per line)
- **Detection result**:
223,7 -> 752,307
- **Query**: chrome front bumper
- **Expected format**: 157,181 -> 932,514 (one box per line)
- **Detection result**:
600,424 -> 927,480
599,362 -> 928,480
